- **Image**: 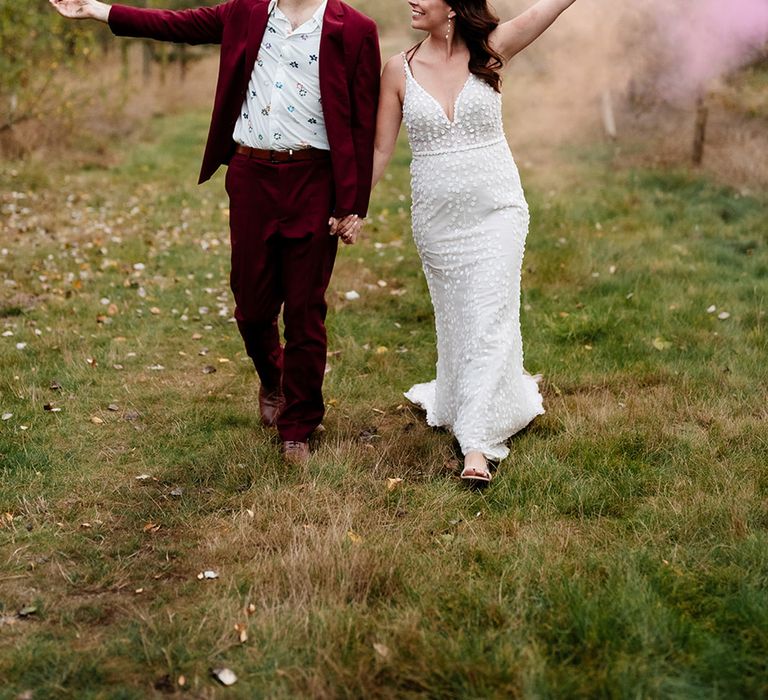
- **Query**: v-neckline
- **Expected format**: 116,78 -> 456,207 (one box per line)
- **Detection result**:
405,59 -> 472,126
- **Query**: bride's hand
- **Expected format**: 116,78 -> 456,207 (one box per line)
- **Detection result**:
329,215 -> 363,245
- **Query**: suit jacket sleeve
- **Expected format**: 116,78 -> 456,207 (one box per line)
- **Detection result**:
108,1 -> 232,45
349,26 -> 381,218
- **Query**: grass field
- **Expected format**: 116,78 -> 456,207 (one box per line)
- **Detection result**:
1,107 -> 767,698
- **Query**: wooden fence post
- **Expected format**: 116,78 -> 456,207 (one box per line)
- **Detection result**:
692,96 -> 708,166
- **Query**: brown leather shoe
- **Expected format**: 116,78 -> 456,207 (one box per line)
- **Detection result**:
282,440 -> 310,465
258,385 -> 285,428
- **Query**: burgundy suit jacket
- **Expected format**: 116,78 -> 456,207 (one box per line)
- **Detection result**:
109,0 -> 381,217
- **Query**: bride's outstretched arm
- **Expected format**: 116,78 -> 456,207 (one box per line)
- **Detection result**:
490,0 -> 577,62
372,56 -> 405,189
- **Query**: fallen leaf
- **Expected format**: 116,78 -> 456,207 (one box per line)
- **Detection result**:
373,642 -> 391,660
387,478 -> 404,492
211,668 -> 237,687
358,428 -> 378,443
90,416 -> 104,425
652,337 -> 672,351
192,333 -> 203,340
150,307 -> 161,315
17,605 -> 37,618
1,413 -> 12,421
234,622 -> 248,643
347,530 -> 363,544
375,346 -> 389,354
107,404 -> 119,412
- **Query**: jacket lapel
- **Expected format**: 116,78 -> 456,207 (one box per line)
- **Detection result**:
319,0 -> 350,126
245,0 -> 271,84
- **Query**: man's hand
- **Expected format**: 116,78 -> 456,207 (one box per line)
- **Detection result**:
329,214 -> 363,245
49,0 -> 111,22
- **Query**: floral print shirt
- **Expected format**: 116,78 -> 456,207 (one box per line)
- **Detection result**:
233,0 -> 329,151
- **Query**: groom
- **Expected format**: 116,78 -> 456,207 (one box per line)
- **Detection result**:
50,0 -> 381,464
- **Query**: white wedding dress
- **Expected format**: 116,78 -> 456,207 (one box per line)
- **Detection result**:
401,54 -> 544,461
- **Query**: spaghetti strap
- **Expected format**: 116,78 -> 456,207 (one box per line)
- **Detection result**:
402,51 -> 414,80
405,41 -> 423,68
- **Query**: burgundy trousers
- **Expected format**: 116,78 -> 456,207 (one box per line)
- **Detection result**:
225,151 -> 338,442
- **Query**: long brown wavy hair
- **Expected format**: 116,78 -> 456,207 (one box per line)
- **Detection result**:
448,0 -> 505,92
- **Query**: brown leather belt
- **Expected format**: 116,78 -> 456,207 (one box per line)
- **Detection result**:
234,144 -> 329,162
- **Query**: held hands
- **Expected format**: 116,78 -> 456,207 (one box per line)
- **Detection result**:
49,0 -> 110,22
329,214 -> 363,245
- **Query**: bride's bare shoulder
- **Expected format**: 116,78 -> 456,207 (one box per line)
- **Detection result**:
383,53 -> 406,73
381,53 -> 407,90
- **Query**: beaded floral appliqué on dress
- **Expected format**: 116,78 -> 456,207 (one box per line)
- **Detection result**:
401,54 -> 544,461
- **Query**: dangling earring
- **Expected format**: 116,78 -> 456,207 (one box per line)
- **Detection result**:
446,16 -> 452,42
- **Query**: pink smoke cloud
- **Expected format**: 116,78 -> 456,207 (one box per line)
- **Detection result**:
656,0 -> 768,99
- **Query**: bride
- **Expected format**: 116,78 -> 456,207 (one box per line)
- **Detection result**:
370,0 -> 577,484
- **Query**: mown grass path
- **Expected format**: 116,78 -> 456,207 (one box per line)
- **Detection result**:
1,111 -> 767,698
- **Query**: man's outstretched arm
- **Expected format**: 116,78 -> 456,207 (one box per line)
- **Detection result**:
50,0 -> 111,23
50,0 -> 230,45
